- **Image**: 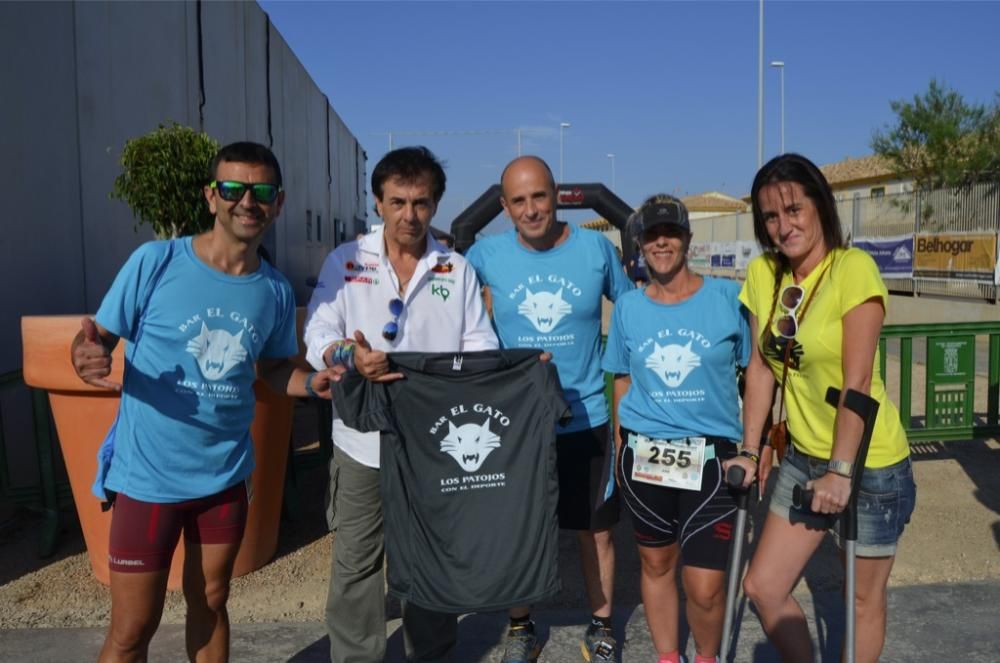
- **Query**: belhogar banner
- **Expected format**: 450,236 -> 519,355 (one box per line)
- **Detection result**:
913,232 -> 998,283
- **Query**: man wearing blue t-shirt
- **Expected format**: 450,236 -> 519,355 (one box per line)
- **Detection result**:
465,156 -> 633,663
71,142 -> 335,663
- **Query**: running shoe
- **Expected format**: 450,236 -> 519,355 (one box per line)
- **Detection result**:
581,624 -> 616,662
500,622 -> 541,663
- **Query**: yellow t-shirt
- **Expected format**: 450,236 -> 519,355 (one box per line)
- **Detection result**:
738,248 -> 909,468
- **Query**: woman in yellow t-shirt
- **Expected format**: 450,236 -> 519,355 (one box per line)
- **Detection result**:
727,153 -> 916,663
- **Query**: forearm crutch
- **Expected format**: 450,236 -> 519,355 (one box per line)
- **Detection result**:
719,464 -> 751,662
793,387 -> 880,663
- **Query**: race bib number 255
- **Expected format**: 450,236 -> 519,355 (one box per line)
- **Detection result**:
630,434 -> 706,491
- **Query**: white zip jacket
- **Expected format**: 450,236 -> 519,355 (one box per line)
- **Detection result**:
304,226 -> 498,467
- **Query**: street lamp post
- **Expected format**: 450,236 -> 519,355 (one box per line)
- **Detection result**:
559,122 -> 571,183
606,153 -> 616,192
757,0 -> 764,168
770,60 -> 785,154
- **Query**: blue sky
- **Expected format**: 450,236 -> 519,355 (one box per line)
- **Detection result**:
259,0 -> 1000,232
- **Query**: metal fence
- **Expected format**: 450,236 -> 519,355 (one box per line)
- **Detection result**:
691,180 -> 1000,302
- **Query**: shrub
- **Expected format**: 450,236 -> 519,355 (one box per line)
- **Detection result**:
110,123 -> 220,238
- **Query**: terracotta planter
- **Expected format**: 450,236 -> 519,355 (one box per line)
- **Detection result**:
21,315 -> 293,589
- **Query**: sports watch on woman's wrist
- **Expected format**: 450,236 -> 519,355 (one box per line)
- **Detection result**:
827,459 -> 853,478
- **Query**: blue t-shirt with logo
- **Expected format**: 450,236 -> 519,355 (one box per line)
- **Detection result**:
602,277 -> 750,441
466,225 -> 632,432
95,237 -> 298,502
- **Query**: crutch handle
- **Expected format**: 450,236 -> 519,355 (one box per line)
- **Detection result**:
727,465 -> 750,510
792,484 -> 814,510
726,465 -> 746,489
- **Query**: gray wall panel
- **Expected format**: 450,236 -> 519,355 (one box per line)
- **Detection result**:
306,83 -> 330,282
340,119 -> 355,240
2,0 -> 364,505
74,1 -> 197,309
338,119 -> 363,238
243,4 -> 271,145
3,0 -> 362,356
0,2 -> 87,373
0,2 -> 85,487
245,6 -> 278,263
264,22 -> 288,277
200,1 -> 249,143
273,32 -> 311,299
355,143 -> 369,237
327,112 -> 342,244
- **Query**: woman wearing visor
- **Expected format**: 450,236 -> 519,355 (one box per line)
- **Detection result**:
728,153 -> 915,663
602,195 -> 750,663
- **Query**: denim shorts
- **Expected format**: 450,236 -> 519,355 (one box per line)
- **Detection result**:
769,444 -> 916,557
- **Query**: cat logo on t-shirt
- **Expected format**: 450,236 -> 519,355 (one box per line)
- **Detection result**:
429,403 -> 512,493
440,419 -> 501,472
186,322 -> 247,380
518,288 -> 572,333
645,340 -> 701,388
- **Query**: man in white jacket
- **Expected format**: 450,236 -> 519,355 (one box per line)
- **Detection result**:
304,146 -> 497,663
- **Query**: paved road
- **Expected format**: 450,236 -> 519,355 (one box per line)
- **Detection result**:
1,579 -> 997,662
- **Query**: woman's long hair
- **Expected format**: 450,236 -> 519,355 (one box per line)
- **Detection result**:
750,153 -> 845,274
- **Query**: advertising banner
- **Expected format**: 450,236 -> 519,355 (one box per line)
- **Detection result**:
689,242 -> 711,271
853,235 -> 914,278
710,253 -> 735,268
691,240 -> 760,271
912,232 -> 998,282
735,240 -> 761,270
710,242 -> 735,269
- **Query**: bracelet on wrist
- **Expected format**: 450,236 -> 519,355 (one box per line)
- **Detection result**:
739,448 -> 760,464
304,372 -> 319,398
326,340 -> 357,372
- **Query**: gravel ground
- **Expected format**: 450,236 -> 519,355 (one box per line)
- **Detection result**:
1,435 -> 998,631
2,370 -> 999,633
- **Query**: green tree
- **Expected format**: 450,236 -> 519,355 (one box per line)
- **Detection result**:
871,79 -> 1000,189
110,123 -> 220,238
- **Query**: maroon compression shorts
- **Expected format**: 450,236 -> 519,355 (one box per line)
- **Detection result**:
108,482 -> 248,573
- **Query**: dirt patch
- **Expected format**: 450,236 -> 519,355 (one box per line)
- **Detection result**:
0,461 -> 334,630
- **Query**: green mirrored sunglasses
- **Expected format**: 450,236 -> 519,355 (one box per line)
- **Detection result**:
210,180 -> 281,203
